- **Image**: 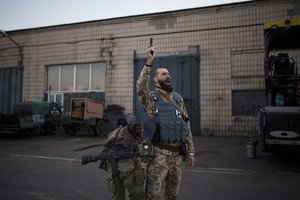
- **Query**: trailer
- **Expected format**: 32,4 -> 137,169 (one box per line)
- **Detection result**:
62,98 -> 108,136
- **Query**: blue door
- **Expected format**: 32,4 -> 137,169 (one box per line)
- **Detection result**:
134,54 -> 200,134
0,67 -> 23,114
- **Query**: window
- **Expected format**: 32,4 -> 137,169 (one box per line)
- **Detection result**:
91,63 -> 106,90
46,63 -> 106,92
76,64 -> 89,90
232,90 -> 266,116
48,93 -> 64,110
47,66 -> 59,91
61,65 -> 74,91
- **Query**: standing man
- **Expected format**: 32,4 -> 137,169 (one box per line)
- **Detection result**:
136,44 -> 195,200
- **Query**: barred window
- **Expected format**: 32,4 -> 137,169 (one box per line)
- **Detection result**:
232,90 -> 265,116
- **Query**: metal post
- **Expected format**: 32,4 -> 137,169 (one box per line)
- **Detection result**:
246,139 -> 258,158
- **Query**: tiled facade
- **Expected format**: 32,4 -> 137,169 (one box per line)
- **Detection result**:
0,0 -> 299,136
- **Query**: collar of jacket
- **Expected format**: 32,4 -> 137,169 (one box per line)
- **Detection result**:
155,86 -> 173,101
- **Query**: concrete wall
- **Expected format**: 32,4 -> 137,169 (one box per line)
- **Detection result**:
0,0 -> 299,136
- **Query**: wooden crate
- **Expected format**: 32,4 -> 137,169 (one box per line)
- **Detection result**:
71,98 -> 104,120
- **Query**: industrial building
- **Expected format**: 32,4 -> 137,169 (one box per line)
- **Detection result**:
0,0 -> 299,136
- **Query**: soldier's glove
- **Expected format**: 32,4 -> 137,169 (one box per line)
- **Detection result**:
126,113 -> 139,134
128,122 -> 144,142
135,124 -> 143,135
128,121 -> 137,132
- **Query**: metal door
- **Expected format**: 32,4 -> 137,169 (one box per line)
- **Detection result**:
0,67 -> 23,114
133,54 -> 200,134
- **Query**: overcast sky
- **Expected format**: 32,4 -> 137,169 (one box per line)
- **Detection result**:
0,0 -> 250,31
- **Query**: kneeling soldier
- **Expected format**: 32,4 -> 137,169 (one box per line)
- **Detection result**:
103,113 -> 145,200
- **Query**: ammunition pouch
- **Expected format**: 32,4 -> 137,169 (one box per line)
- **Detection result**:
118,158 -> 135,173
159,121 -> 186,143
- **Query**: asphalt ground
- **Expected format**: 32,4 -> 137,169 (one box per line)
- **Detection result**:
0,133 -> 300,200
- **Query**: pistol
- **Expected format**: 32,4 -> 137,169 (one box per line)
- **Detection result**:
149,38 -> 154,55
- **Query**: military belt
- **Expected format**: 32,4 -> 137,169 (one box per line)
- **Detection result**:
153,144 -> 180,152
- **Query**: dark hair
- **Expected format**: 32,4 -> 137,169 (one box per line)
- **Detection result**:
153,68 -> 159,78
154,67 -> 168,78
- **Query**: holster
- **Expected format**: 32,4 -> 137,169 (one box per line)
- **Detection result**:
179,142 -> 188,156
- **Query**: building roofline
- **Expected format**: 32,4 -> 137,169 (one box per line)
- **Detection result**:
3,0 -> 263,34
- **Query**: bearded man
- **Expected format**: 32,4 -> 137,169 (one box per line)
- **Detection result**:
136,45 -> 195,200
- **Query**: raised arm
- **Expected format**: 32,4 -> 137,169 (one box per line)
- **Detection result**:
136,46 -> 156,118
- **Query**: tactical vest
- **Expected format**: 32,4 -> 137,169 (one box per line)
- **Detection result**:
143,91 -> 188,144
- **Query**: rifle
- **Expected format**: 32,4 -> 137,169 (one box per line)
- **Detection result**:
81,150 -> 155,176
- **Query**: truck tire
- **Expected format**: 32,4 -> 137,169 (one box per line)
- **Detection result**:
94,120 -> 106,137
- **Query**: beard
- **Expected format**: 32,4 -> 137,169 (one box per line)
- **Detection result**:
158,79 -> 173,92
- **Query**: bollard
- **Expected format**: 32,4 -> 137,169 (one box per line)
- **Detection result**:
246,140 -> 258,158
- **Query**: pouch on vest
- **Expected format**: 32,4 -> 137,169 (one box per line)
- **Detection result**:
118,158 -> 135,173
159,120 -> 186,143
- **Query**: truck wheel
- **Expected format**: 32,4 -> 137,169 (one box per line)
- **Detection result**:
94,120 -> 106,137
65,126 -> 77,136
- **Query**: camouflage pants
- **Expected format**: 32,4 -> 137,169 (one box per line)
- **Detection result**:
145,146 -> 183,200
112,173 -> 145,200
106,164 -> 145,200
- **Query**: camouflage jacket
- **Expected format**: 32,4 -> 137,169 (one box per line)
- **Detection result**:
136,65 -> 195,154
